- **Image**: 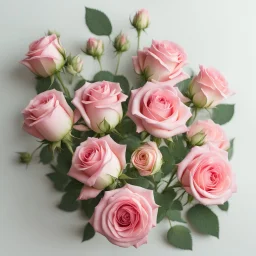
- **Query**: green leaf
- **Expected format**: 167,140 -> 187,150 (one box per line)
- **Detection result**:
171,200 -> 183,211
166,210 -> 186,223
58,190 -> 80,212
168,136 -> 189,162
218,201 -> 229,211
81,193 -> 103,218
127,177 -> 150,189
118,174 -> 134,180
56,146 -> 72,174
212,104 -> 235,125
157,207 -> 166,223
46,170 -> 70,192
93,71 -> 114,82
176,78 -> 192,96
39,146 -> 53,165
228,138 -> 235,160
82,222 -> 95,242
167,225 -> 192,250
64,179 -> 84,192
35,77 -> 61,94
116,116 -> 136,135
187,204 -> 219,238
154,190 -> 176,210
74,78 -> 86,91
113,75 -> 130,95
85,7 -> 112,36
154,172 -> 163,182
119,135 -> 141,162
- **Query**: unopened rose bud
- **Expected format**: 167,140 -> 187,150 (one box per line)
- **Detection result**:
17,152 -> 32,165
47,29 -> 60,38
131,142 -> 162,176
131,9 -> 150,31
113,33 -> 130,53
66,55 -> 83,75
83,38 -> 104,59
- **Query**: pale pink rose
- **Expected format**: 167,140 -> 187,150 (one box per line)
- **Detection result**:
190,65 -> 235,108
177,144 -> 237,205
21,34 -> 65,77
85,38 -> 104,58
22,89 -> 73,142
114,33 -> 130,52
132,9 -> 150,30
132,40 -> 187,82
68,135 -> 126,200
127,78 -> 192,139
131,142 -> 163,176
72,81 -> 128,133
187,119 -> 230,150
89,184 -> 158,248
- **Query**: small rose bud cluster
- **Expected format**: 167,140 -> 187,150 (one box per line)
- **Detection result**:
113,33 -> 130,53
83,38 -> 104,59
131,9 -> 150,31
66,55 -> 83,75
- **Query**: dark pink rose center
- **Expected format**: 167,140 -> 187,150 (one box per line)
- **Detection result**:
115,204 -> 140,228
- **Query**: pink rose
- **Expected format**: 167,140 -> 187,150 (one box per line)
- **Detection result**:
68,135 -> 126,200
127,78 -> 192,139
132,40 -> 187,82
84,38 -> 104,58
131,142 -> 163,176
187,119 -> 230,150
177,144 -> 237,205
22,89 -> 73,142
72,81 -> 128,133
21,35 -> 65,78
189,65 -> 235,108
90,184 -> 158,248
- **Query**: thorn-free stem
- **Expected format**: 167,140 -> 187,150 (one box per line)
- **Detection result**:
56,73 -> 71,99
97,57 -> 103,71
137,30 -> 141,51
115,53 -> 122,75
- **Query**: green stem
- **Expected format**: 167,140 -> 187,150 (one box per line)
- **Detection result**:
188,107 -> 198,125
163,167 -> 177,192
137,30 -> 141,51
31,144 -> 44,157
56,73 -> 71,99
115,53 -> 122,75
97,57 -> 103,71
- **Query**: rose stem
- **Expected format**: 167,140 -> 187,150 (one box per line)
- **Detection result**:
115,53 -> 122,75
137,30 -> 141,51
56,73 -> 71,99
163,167 -> 177,192
97,57 -> 103,71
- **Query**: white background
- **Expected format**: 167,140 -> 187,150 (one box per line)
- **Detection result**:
1,0 -> 255,255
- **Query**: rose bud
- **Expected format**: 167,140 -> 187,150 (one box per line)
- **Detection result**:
187,119 -> 230,150
66,55 -> 83,75
131,9 -> 150,31
127,77 -> 192,139
189,65 -> 235,108
17,152 -> 32,165
22,89 -> 74,142
21,34 -> 65,78
90,184 -> 158,248
72,81 -> 128,133
47,29 -> 60,38
177,144 -> 237,205
113,33 -> 130,53
83,37 -> 104,59
131,142 -> 163,176
68,135 -> 126,200
133,40 -> 187,82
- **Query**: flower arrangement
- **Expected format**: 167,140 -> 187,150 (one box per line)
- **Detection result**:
18,7 -> 236,250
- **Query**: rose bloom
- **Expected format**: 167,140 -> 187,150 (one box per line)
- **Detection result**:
127,78 -> 192,139
131,141 -> 163,176
21,34 -> 65,77
187,119 -> 230,150
132,40 -> 187,82
177,144 -> 237,205
68,135 -> 126,200
189,65 -> 234,108
90,184 -> 159,248
72,81 -> 128,133
22,90 -> 73,142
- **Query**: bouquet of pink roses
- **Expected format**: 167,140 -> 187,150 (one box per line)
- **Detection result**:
18,7 -> 236,250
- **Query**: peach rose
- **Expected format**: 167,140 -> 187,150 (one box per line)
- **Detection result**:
68,135 -> 126,200
132,40 -> 187,82
127,78 -> 192,139
21,34 -> 65,77
90,184 -> 158,248
22,89 -> 73,142
189,65 -> 234,108
177,144 -> 237,205
131,142 -> 163,176
187,119 -> 230,150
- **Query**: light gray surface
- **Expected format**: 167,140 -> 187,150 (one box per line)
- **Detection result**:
0,0 -> 255,255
